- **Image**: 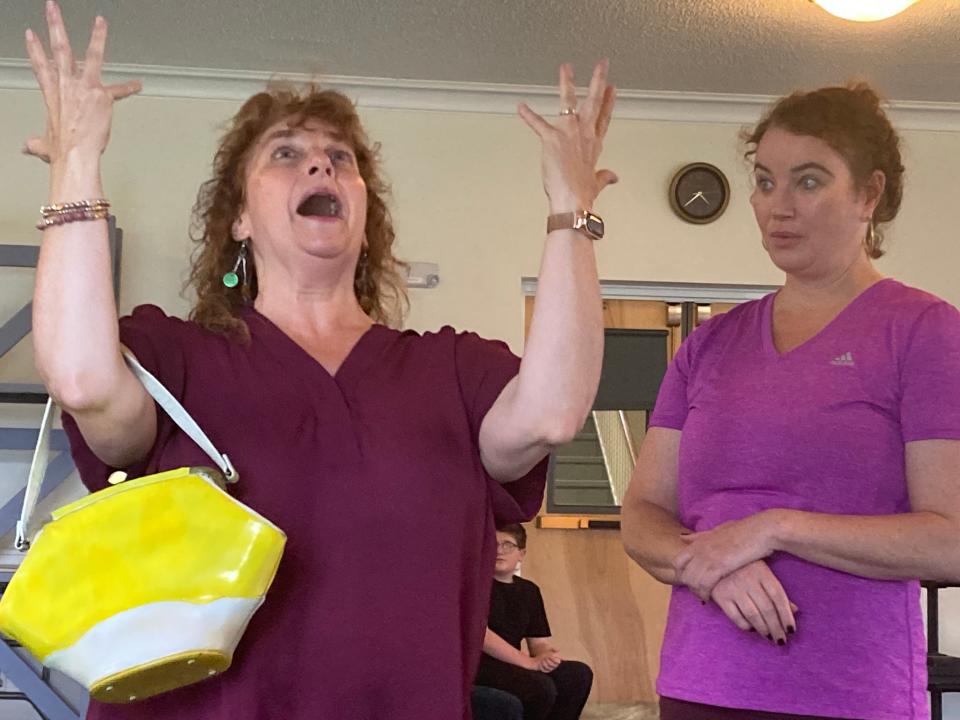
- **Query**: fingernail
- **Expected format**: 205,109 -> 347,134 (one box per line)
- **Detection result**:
787,626 -> 796,634
748,628 -> 755,633
777,638 -> 786,646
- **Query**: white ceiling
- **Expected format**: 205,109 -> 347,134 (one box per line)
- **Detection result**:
2,0 -> 959,103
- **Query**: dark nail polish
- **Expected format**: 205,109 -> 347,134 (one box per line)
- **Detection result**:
766,634 -> 772,641
777,638 -> 786,646
748,628 -> 755,633
787,626 -> 796,634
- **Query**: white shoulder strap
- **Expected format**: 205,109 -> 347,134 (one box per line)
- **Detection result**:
15,350 -> 237,550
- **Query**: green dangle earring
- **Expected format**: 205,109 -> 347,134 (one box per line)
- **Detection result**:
222,240 -> 248,288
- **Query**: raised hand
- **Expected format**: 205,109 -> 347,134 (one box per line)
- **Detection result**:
518,61 -> 617,214
710,560 -> 799,645
23,1 -> 141,165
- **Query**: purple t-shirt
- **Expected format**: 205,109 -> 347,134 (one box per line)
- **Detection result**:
650,279 -> 960,720
62,305 -> 547,720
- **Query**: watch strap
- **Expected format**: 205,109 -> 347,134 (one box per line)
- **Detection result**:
546,212 -> 576,234
546,210 -> 603,239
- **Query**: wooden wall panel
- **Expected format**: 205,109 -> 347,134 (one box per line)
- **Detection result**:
517,296 -> 741,702
520,297 -> 673,703
520,526 -> 670,702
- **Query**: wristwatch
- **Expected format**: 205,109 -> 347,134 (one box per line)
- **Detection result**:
546,209 -> 604,240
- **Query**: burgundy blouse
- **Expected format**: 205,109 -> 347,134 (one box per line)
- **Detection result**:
63,305 -> 546,720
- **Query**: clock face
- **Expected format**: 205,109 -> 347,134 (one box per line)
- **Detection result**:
669,163 -> 730,224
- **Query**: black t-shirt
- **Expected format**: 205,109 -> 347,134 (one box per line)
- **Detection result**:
487,576 -> 551,650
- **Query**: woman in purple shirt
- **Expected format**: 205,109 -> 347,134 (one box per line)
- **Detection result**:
22,4 -> 617,719
623,83 -> 960,719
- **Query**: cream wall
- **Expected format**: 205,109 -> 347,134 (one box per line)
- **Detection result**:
2,87 -> 959,351
2,85 -> 960,710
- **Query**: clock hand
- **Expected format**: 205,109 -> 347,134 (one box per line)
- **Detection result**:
683,191 -> 705,207
697,194 -> 711,206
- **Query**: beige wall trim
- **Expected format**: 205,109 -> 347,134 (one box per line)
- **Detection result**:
3,58 -> 960,131
522,278 -> 779,303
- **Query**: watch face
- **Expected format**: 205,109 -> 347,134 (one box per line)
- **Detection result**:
670,163 -> 730,224
585,213 -> 604,239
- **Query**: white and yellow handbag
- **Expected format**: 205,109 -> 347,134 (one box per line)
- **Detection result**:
0,352 -> 286,703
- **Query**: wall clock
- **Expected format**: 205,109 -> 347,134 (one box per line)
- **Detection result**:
669,163 -> 730,224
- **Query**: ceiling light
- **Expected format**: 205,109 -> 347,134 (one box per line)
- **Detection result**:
810,0 -> 920,22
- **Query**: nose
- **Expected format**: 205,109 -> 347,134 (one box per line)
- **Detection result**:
769,187 -> 795,220
308,163 -> 333,177
307,151 -> 334,177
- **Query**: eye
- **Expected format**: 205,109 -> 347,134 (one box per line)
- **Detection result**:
270,145 -> 300,161
329,148 -> 355,165
755,176 -> 774,192
799,175 -> 821,190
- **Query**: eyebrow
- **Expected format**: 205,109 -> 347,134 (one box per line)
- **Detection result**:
754,161 -> 835,177
260,128 -> 299,145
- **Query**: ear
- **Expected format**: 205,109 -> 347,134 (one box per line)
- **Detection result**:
861,169 -> 886,220
232,205 -> 252,241
519,549 -> 527,562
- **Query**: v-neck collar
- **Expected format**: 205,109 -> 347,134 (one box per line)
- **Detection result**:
242,306 -> 396,388
762,278 -> 894,360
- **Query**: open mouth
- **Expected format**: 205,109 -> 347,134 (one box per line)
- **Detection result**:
296,192 -> 342,219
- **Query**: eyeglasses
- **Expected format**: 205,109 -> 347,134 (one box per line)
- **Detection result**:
496,541 -> 520,552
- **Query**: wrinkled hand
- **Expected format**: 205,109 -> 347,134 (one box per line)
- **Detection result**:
531,650 -> 562,673
674,511 -> 778,601
710,560 -> 799,645
518,61 -> 617,214
23,2 -> 141,164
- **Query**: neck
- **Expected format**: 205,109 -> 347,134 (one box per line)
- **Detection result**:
493,570 -> 516,583
254,279 -> 371,339
780,252 -> 884,310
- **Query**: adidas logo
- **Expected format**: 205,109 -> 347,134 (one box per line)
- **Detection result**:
830,351 -> 855,367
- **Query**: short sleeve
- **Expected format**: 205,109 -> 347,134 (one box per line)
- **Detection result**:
899,302 -> 960,442
648,332 -> 694,431
453,331 -> 548,525
61,304 -> 188,492
523,581 -> 552,639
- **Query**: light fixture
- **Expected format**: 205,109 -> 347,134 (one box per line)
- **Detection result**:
810,0 -> 920,22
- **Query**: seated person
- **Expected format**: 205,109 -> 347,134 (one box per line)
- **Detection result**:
472,685 -> 524,720
475,524 -> 593,720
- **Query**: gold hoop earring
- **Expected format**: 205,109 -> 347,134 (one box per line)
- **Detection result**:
865,221 -> 877,254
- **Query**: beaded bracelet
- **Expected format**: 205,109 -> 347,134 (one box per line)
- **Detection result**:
37,199 -> 111,230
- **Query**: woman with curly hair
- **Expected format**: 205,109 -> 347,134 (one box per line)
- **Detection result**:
623,82 -> 960,720
23,3 -> 617,719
